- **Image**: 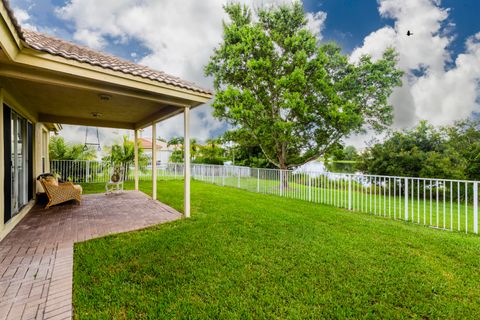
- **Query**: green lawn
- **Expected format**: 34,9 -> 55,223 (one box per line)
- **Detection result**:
165,175 -> 477,233
84,170 -> 478,233
74,180 -> 480,319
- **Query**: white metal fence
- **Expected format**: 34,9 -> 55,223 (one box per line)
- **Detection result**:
50,160 -> 479,235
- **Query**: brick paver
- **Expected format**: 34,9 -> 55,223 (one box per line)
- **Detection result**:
0,191 -> 181,319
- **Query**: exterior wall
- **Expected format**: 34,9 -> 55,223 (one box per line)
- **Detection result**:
34,123 -> 50,193
143,149 -> 173,164
0,88 -> 48,241
159,150 -> 172,164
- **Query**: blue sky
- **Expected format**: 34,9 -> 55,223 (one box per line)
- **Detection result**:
304,0 -> 480,60
9,0 -> 480,147
13,1 -> 480,60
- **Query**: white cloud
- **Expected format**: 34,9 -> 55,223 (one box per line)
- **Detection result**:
350,0 -> 480,129
349,27 -> 396,63
12,7 -> 37,30
306,11 -> 327,41
71,29 -> 106,49
412,32 -> 480,123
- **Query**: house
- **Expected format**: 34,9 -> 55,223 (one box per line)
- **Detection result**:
0,0 -> 212,240
137,137 -> 176,164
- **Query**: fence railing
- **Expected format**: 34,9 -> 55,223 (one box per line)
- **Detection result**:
50,160 -> 187,183
50,160 -> 479,235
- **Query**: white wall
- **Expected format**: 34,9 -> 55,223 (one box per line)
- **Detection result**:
34,123 -> 51,193
144,149 -> 173,164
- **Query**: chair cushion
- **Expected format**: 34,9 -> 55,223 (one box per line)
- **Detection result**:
43,176 -> 58,186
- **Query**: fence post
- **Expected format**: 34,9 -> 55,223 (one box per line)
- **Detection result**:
474,182 -> 478,234
348,176 -> 352,210
86,161 -> 90,183
404,178 -> 409,221
280,171 -> 284,197
237,167 -> 240,188
308,174 -> 312,202
222,166 -> 225,186
257,169 -> 260,193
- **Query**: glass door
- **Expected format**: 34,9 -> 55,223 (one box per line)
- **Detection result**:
3,105 -> 31,222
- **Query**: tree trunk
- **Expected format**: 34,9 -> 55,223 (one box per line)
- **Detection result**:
279,163 -> 289,192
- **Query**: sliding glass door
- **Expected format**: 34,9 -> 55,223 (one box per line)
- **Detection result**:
3,104 -> 33,223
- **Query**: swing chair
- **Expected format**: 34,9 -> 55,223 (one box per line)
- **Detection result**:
84,126 -> 102,151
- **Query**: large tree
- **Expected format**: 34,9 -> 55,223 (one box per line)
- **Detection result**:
222,130 -> 272,168
205,3 -> 403,170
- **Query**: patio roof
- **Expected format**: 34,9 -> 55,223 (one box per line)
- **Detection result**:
0,0 -> 212,130
20,29 -> 211,95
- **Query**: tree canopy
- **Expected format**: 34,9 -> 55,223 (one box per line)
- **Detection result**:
205,2 -> 403,169
195,138 -> 226,165
49,136 -> 97,161
358,121 -> 480,180
167,137 -> 199,163
444,119 -> 480,180
102,136 -> 148,167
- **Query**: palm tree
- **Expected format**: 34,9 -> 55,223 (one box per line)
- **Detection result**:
196,138 -> 225,164
49,136 -> 97,160
167,136 -> 199,162
103,136 -> 148,175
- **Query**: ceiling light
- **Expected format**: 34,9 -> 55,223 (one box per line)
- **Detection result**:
98,94 -> 112,101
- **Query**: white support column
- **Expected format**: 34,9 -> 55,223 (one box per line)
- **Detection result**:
184,107 -> 191,218
134,129 -> 139,191
152,123 -> 157,200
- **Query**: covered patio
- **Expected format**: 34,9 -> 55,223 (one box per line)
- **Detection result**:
0,27 -> 211,222
1,0 -> 212,242
0,1 -> 212,318
0,191 -> 181,319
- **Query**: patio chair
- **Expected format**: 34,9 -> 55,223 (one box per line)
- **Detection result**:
39,175 -> 82,209
105,165 -> 125,193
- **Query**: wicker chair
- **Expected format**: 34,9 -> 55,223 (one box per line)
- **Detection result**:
39,176 -> 82,208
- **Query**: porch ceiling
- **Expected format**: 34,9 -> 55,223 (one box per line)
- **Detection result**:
0,59 -> 200,129
1,76 -> 181,129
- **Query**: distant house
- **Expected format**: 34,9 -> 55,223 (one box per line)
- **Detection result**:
137,137 -> 176,164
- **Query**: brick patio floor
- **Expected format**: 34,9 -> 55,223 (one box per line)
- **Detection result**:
0,191 -> 182,320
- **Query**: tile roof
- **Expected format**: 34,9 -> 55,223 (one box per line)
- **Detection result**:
1,0 -> 212,95
137,137 -> 165,149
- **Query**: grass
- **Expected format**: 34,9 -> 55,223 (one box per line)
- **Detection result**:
83,168 -> 478,233
160,175 -> 478,233
74,180 -> 480,319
